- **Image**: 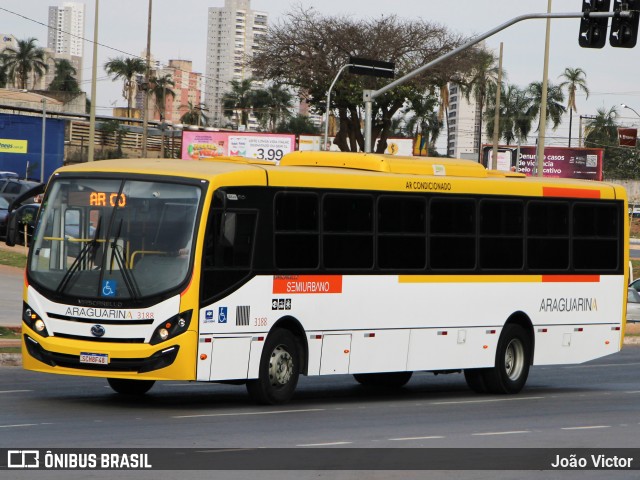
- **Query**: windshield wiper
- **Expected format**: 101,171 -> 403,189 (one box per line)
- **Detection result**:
55,217 -> 102,294
107,218 -> 141,300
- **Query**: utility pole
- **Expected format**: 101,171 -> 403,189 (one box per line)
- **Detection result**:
490,42 -> 504,170
142,0 -> 152,158
536,0 -> 553,177
87,0 -> 99,162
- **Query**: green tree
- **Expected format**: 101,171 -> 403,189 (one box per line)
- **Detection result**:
277,114 -> 320,134
0,37 -> 48,90
558,67 -> 589,147
403,91 -> 441,151
251,7 -> 482,153
584,106 -> 619,147
223,79 -> 254,130
151,74 -> 175,121
104,56 -> 146,119
48,58 -> 81,93
0,63 -> 8,88
97,120 -> 127,158
527,81 -> 566,132
253,83 -> 294,132
461,50 -> 501,156
485,83 -> 533,145
180,101 -> 208,126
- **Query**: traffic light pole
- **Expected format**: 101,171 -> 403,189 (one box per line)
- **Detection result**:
362,9 -> 631,153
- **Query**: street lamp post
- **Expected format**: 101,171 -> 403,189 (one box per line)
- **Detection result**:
621,104 -> 640,119
324,63 -> 352,151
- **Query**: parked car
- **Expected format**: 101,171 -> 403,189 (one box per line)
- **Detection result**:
0,171 -> 18,179
630,278 -> 640,293
0,178 -> 40,205
0,196 -> 9,239
10,203 -> 40,246
627,287 -> 640,323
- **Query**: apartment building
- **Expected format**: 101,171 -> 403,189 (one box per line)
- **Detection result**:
205,0 -> 267,127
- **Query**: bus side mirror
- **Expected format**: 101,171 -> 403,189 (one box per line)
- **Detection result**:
219,212 -> 236,247
5,211 -> 18,247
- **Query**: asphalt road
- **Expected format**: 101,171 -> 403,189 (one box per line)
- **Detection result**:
1,347 -> 640,479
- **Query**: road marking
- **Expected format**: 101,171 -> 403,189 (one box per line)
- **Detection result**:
0,424 -> 38,428
561,425 -> 611,430
0,390 -> 32,394
472,430 -> 531,436
430,396 -> 543,405
172,408 -> 325,419
626,391 -> 640,394
563,362 -> 640,369
389,436 -> 445,441
297,442 -> 352,447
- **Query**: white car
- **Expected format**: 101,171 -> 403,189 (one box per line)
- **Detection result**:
627,288 -> 640,323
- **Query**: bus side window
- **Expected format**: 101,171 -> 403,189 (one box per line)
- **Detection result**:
202,209 -> 257,301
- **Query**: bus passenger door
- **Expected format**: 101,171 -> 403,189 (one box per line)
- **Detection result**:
320,334 -> 352,375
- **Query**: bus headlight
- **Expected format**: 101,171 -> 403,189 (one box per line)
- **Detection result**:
22,302 -> 50,337
150,310 -> 192,345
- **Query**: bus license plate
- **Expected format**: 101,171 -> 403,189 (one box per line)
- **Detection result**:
79,352 -> 109,365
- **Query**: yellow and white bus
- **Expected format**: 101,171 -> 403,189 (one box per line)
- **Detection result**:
16,151 -> 629,404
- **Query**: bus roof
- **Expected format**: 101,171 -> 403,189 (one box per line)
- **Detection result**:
54,154 -> 625,201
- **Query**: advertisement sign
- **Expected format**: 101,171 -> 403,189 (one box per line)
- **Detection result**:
481,145 -> 603,181
0,139 -> 27,154
618,128 -> 638,147
181,131 -> 296,162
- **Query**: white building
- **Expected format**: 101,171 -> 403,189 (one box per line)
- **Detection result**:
47,2 -> 85,84
205,0 -> 267,127
447,83 -> 488,160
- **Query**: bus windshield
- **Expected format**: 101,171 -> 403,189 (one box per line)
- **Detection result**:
28,177 -> 202,301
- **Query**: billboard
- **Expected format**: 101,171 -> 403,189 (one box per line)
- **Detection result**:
298,135 -> 414,155
481,145 -> 603,181
181,131 -> 296,162
0,113 -> 65,181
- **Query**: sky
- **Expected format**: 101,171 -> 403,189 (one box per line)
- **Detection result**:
1,0 -> 639,151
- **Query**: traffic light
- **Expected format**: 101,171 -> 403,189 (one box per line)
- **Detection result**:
579,0 -> 612,48
610,0 -> 640,47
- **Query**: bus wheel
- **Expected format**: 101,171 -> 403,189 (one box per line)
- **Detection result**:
246,329 -> 300,405
464,369 -> 488,393
353,372 -> 413,389
107,378 -> 155,395
483,324 -> 531,394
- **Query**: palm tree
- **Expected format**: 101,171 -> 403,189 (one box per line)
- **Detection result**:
151,74 -> 176,121
180,101 -> 208,126
485,83 -> 533,145
253,83 -> 294,131
461,51 -> 500,157
104,56 -> 146,119
558,67 -> 589,147
222,79 -> 254,130
404,92 -> 441,154
48,58 -> 81,93
527,81 -> 566,132
0,37 -> 48,90
584,106 -> 619,148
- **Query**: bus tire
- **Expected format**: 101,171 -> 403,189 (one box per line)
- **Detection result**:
353,372 -> 413,389
483,323 -> 531,394
246,328 -> 300,405
463,369 -> 488,393
107,378 -> 155,395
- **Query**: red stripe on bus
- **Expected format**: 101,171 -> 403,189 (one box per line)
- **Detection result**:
542,187 -> 601,198
542,275 -> 600,283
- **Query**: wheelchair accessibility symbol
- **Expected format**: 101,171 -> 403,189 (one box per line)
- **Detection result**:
102,280 -> 117,297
